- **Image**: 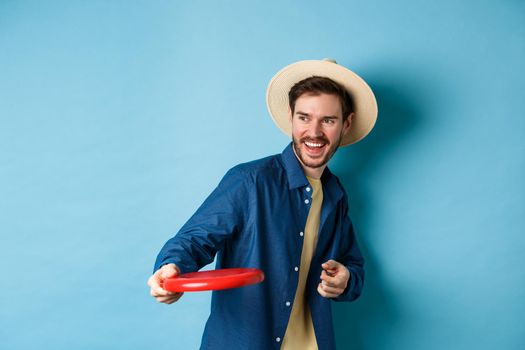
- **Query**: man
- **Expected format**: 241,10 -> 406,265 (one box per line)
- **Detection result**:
148,59 -> 378,349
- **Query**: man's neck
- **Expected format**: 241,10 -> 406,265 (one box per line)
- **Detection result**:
292,145 -> 326,180
302,165 -> 325,179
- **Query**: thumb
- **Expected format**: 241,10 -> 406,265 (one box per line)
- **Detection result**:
160,264 -> 180,279
322,259 -> 339,270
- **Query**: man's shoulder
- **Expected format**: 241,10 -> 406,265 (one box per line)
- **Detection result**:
226,152 -> 283,181
230,153 -> 282,174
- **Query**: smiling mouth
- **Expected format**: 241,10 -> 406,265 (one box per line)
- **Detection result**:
305,141 -> 325,148
303,140 -> 328,154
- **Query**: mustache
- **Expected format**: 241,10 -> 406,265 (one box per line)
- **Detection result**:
301,137 -> 329,144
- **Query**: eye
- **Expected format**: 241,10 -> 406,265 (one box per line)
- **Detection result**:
323,118 -> 335,125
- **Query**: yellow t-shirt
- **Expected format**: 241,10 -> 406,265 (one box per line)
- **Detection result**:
281,176 -> 323,350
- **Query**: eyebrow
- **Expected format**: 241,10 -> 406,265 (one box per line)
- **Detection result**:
295,111 -> 340,119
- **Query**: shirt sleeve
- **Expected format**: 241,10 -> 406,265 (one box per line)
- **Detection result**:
153,167 -> 248,274
333,193 -> 365,302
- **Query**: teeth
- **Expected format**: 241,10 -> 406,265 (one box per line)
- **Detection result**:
305,141 -> 324,148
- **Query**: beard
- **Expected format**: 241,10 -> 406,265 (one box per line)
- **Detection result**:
292,133 -> 343,169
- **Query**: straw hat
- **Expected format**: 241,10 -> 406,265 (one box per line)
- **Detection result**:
266,59 -> 378,146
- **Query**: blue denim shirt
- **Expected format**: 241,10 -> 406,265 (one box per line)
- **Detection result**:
154,143 -> 365,350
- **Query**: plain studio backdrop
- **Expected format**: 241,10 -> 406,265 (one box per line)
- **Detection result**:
1,1 -> 524,349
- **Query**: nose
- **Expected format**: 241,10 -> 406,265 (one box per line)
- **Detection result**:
309,120 -> 323,137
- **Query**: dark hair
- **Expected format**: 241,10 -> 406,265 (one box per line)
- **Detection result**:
288,76 -> 354,119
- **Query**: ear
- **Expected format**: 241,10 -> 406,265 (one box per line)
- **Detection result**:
288,107 -> 293,124
342,112 -> 354,136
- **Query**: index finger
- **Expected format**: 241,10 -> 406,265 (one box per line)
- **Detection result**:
320,270 -> 339,286
322,259 -> 340,270
148,271 -> 175,297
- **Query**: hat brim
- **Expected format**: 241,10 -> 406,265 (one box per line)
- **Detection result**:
266,60 -> 378,146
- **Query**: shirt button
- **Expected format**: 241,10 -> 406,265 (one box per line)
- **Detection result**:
306,187 -> 311,192
276,337 -> 281,343
294,266 -> 299,272
299,231 -> 304,237
286,301 -> 291,307
304,199 -> 310,204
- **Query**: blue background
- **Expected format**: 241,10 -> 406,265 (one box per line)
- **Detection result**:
1,1 -> 524,349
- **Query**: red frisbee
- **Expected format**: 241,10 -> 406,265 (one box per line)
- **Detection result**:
162,268 -> 265,292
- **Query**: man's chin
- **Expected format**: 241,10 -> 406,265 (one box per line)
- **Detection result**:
301,156 -> 328,169
293,140 -> 337,169
293,136 -> 343,172
299,153 -> 329,169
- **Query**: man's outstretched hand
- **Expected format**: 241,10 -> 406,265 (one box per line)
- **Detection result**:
148,263 -> 183,304
317,259 -> 350,298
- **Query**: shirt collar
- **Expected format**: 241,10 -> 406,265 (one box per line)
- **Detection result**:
280,143 -> 342,201
281,143 -> 309,190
